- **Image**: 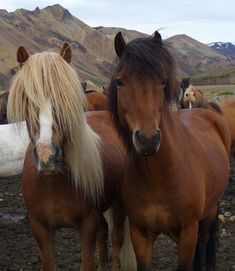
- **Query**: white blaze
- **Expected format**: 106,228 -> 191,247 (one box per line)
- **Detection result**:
37,100 -> 53,145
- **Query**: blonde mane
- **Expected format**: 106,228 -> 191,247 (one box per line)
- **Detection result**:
7,51 -> 104,204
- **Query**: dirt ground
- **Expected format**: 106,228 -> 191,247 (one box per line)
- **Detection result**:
0,86 -> 235,270
0,166 -> 234,270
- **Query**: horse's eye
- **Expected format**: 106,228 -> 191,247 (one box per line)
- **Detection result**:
186,93 -> 188,97
116,79 -> 123,88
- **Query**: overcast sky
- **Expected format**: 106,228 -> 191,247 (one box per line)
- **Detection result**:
1,0 -> 235,44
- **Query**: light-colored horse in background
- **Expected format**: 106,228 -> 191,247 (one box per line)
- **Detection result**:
182,85 -> 206,109
0,121 -> 29,177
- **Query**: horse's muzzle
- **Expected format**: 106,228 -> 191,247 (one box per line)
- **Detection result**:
33,144 -> 62,173
133,129 -> 162,156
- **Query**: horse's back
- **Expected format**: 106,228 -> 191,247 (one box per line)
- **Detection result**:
85,92 -> 108,111
176,108 -> 230,215
177,108 -> 231,155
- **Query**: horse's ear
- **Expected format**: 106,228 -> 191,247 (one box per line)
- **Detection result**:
60,43 -> 71,63
17,46 -> 29,65
153,31 -> 162,45
114,32 -> 126,58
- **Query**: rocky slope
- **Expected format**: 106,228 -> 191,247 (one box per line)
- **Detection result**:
0,4 -> 235,90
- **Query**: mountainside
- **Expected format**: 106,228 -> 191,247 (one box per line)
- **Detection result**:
0,4 -> 235,90
208,42 -> 235,58
166,35 -> 235,77
0,4 -> 116,90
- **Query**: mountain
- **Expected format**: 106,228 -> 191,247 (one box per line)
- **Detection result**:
0,4 -> 116,90
94,26 -> 148,42
208,42 -> 235,58
166,35 -> 235,77
0,4 -> 235,90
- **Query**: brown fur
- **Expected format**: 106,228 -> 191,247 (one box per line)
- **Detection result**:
86,91 -> 109,111
221,98 -> 235,155
8,45 -> 135,271
182,85 -> 206,108
109,31 -> 231,271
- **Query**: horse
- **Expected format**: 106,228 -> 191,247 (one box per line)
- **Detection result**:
179,78 -> 190,108
180,89 -> 235,157
0,91 -> 9,124
81,81 -> 109,111
181,85 -> 206,109
7,44 -> 135,271
0,121 -> 29,176
86,91 -> 109,111
108,31 -> 231,271
221,99 -> 235,156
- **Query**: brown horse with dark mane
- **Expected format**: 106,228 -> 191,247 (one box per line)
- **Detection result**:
7,44 -> 135,271
108,31 -> 231,271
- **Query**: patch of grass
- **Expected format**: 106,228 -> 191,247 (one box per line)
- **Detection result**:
218,91 -> 235,96
192,67 -> 235,80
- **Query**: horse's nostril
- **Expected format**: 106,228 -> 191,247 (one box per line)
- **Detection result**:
135,130 -> 147,145
154,129 -> 162,144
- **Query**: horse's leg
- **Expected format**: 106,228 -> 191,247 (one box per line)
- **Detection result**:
205,208 -> 218,271
30,217 -> 57,271
129,222 -> 154,271
96,214 -> 109,271
193,208 -> 218,271
80,215 -> 99,271
177,222 -> 198,271
111,201 -> 126,271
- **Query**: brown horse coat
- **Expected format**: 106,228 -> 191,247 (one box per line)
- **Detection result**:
109,31 -> 231,271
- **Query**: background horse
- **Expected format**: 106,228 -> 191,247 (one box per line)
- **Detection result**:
7,44 -> 135,271
108,31 -> 231,271
220,99 -> 235,156
181,85 -> 206,109
181,90 -> 235,157
0,121 -> 29,176
81,81 -> 109,111
179,78 -> 190,108
0,91 -> 9,124
86,91 -> 108,111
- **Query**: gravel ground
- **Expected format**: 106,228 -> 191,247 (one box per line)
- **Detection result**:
0,169 -> 234,270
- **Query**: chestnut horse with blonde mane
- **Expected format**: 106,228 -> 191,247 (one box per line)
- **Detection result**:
108,31 -> 231,271
7,44 -> 135,271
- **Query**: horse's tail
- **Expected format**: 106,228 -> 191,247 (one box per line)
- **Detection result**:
120,217 -> 137,271
205,207 -> 219,270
